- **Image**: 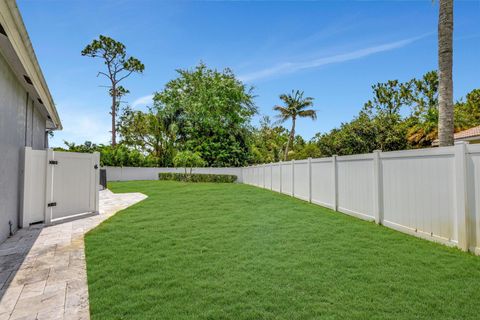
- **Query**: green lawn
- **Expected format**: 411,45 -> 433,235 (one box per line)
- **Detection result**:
85,181 -> 480,320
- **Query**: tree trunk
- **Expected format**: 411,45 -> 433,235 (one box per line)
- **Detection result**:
111,86 -> 117,146
284,118 -> 296,161
438,0 -> 454,147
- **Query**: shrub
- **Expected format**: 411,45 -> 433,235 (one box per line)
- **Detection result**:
173,151 -> 206,174
55,141 -> 157,167
159,172 -> 237,183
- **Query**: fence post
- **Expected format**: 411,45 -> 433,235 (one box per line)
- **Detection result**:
93,152 -> 100,214
454,141 -> 469,251
279,161 -> 283,194
20,147 -> 32,228
373,150 -> 383,224
332,155 -> 338,211
44,148 -> 54,225
291,160 -> 295,197
308,157 -> 312,203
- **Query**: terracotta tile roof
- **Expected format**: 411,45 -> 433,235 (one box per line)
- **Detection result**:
453,125 -> 480,140
432,125 -> 480,146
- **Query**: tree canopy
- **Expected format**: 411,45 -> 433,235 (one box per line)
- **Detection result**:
81,35 -> 144,146
273,90 -> 316,160
152,63 -> 257,167
62,67 -> 480,167
312,71 -> 480,157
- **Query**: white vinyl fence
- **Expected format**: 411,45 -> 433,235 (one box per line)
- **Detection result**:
242,142 -> 480,254
21,147 -> 100,226
105,166 -> 243,182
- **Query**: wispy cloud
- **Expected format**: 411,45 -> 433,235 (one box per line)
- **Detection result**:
132,94 -> 154,108
239,34 -> 429,82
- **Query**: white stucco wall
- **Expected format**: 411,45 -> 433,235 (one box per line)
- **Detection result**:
0,51 -> 47,242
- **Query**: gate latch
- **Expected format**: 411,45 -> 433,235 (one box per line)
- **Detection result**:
47,202 -> 57,207
49,160 -> 58,165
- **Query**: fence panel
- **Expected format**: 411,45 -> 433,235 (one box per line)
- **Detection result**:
243,167 -> 251,184
21,149 -> 47,227
281,161 -> 293,195
252,166 -> 258,186
259,165 -> 266,187
467,144 -> 480,253
336,154 -> 375,220
293,160 -> 309,201
272,163 -> 281,192
311,158 -> 334,208
264,164 -> 272,190
250,166 -> 256,186
21,148 -> 99,226
100,143 -> 480,253
51,151 -> 99,222
240,143 -> 480,252
381,148 -> 455,242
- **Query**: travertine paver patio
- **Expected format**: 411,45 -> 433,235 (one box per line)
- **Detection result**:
0,189 -> 147,320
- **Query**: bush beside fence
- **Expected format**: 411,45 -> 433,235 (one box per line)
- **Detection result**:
104,166 -> 242,182
242,142 -> 480,254
159,172 -> 237,183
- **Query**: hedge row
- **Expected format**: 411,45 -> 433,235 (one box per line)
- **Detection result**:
158,172 -> 237,183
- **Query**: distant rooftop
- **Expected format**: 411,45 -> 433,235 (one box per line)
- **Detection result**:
432,125 -> 480,146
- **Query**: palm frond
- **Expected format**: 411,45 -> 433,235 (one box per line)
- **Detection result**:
273,105 -> 289,114
297,109 -> 317,120
273,90 -> 317,126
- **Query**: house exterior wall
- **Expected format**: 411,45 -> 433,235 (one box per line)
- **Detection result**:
0,50 -> 46,242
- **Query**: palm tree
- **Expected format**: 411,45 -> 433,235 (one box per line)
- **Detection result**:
273,90 -> 316,160
437,0 -> 454,146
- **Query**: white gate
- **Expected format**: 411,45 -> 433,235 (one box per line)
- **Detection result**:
21,147 -> 100,227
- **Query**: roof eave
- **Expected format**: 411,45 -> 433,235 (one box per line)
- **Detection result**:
0,1 -> 62,130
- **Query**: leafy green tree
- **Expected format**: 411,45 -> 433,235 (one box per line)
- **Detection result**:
173,151 -> 206,175
454,89 -> 480,130
404,71 -> 439,147
273,90 -> 316,160
153,63 -> 256,167
290,136 -> 321,160
250,116 -> 289,164
81,35 -> 145,146
404,72 -> 479,147
313,111 -> 377,156
117,106 -> 177,166
364,80 -> 411,115
55,141 -> 156,167
293,142 -> 321,159
362,79 -> 411,151
313,71 -> 479,155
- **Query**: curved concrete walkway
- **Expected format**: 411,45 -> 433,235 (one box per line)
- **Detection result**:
0,190 -> 147,320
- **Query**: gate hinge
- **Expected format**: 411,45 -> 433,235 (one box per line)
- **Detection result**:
47,202 -> 57,207
49,160 -> 58,165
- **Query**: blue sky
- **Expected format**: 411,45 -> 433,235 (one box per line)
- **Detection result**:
18,0 -> 480,147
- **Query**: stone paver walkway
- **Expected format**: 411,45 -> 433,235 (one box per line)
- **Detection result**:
0,190 -> 147,320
